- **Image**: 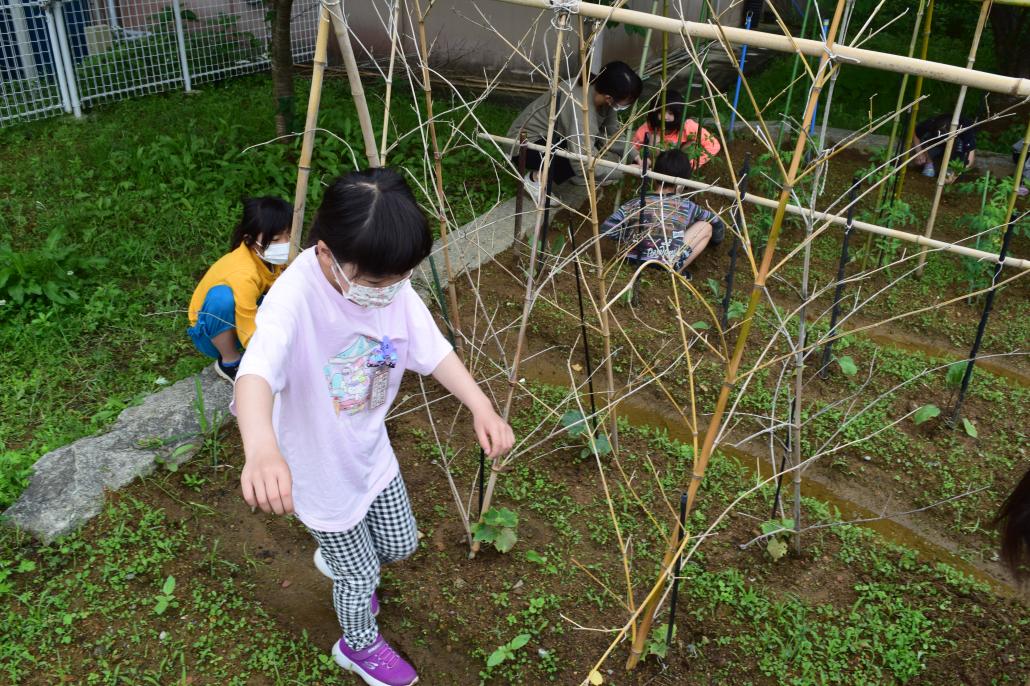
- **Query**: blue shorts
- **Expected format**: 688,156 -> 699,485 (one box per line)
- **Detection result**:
187,284 -> 238,359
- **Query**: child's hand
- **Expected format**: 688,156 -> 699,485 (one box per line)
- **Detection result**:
241,448 -> 294,515
473,409 -> 515,459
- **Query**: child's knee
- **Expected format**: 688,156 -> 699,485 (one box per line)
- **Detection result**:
380,529 -> 419,563
336,562 -> 381,595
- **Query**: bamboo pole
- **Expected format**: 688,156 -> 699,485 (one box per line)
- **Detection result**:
776,0 -> 813,151
493,0 -> 1030,97
378,0 -> 402,163
626,0 -> 848,668
915,0 -> 993,276
287,3 -> 332,262
328,0 -> 381,168
479,133 -> 1030,270
874,0 -> 927,210
411,0 -> 463,352
576,19 -> 621,454
471,8 -> 572,558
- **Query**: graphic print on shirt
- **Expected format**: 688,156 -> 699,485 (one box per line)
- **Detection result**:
324,335 -> 392,416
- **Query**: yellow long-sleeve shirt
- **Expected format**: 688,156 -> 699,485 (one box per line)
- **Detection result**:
188,244 -> 284,347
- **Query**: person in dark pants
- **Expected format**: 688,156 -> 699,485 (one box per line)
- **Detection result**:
912,114 -> 977,184
506,61 -> 643,201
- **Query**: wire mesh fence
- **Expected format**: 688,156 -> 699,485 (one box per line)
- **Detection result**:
1,0 -> 318,127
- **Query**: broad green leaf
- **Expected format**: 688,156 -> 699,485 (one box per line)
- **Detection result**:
593,434 -> 612,456
493,527 -> 518,553
913,404 -> 941,425
837,355 -> 858,376
154,597 -> 170,615
509,633 -> 531,650
706,278 -> 721,297
962,417 -> 978,438
560,410 -> 588,437
16,560 -> 36,573
162,575 -> 176,595
525,550 -> 546,564
766,537 -> 788,561
691,321 -> 710,330
486,646 -> 509,667
946,362 -> 966,389
472,523 -> 497,543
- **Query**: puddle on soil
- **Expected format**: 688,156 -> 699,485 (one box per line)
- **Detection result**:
520,356 -> 1015,596
863,327 -> 1030,389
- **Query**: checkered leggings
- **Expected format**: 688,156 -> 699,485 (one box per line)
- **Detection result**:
307,473 -> 418,651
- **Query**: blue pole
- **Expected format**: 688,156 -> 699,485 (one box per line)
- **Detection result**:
727,12 -> 753,141
809,18 -> 830,135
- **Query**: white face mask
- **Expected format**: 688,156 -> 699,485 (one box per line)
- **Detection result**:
260,242 -> 290,265
329,255 -> 409,308
612,102 -> 631,112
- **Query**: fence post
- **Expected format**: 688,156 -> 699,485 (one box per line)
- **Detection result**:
51,1 -> 82,117
170,0 -> 193,92
42,2 -> 73,114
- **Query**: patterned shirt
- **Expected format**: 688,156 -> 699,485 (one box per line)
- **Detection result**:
601,193 -> 720,272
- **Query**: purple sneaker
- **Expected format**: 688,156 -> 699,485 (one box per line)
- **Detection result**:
313,547 -> 379,616
332,634 -> 418,686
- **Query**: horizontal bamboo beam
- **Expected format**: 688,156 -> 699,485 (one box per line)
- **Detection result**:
480,133 -> 1030,271
493,0 -> 1030,98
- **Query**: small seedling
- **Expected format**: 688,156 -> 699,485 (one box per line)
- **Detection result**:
153,575 -> 176,615
472,507 -> 519,553
644,622 -> 675,661
760,518 -> 795,561
912,404 -> 941,426
836,355 -> 858,376
486,633 -> 530,668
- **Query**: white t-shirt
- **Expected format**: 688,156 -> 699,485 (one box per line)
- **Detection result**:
233,247 -> 452,532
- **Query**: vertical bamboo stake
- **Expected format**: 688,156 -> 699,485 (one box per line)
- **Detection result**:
889,0 -> 934,205
471,9 -> 571,557
874,0 -> 927,210
379,0 -> 402,164
287,3 -> 332,262
411,0 -> 463,352
625,0 -> 848,669
577,17 -> 621,471
915,0 -> 992,276
776,0 -> 812,151
328,0 -> 382,168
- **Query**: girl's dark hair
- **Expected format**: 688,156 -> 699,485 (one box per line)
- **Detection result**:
309,168 -> 432,277
997,467 -> 1030,580
653,149 -> 693,182
230,196 -> 293,250
647,89 -> 686,133
591,61 -> 643,103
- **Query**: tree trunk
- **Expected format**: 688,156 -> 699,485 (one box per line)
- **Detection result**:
270,0 -> 296,137
990,7 -> 1029,79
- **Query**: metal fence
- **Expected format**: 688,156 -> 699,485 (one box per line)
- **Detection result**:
0,0 -> 319,126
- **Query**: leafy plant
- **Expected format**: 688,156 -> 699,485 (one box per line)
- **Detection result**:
760,518 -> 795,561
912,404 -> 941,425
0,233 -> 106,312
471,507 -> 519,553
485,632 -> 530,668
945,361 -> 967,389
644,622 -> 675,661
560,410 -> 613,458
152,575 -> 177,615
836,355 -> 858,377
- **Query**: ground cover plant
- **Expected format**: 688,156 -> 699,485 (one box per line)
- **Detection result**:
2,0 -> 1030,682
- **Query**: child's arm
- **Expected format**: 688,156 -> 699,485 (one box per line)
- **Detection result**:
431,351 -> 514,458
236,374 -> 294,515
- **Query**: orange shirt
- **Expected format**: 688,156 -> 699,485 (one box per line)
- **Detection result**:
632,120 -> 722,168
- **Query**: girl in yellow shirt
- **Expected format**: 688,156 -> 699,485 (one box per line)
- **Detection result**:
188,197 -> 292,381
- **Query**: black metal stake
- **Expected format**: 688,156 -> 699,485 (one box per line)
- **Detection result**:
666,492 -> 689,650
566,218 -> 598,429
721,154 -> 751,329
770,398 -> 794,520
818,177 -> 860,379
950,212 -> 1018,424
478,448 -> 485,516
630,134 -> 650,307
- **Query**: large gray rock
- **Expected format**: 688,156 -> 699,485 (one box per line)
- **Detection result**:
3,366 -> 233,542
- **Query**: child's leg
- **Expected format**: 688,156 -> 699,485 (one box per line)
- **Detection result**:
187,285 -> 240,362
309,522 -> 382,651
678,221 -> 713,270
364,474 -> 419,564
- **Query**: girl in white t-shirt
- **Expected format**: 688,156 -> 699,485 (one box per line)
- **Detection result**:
234,168 -> 514,686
